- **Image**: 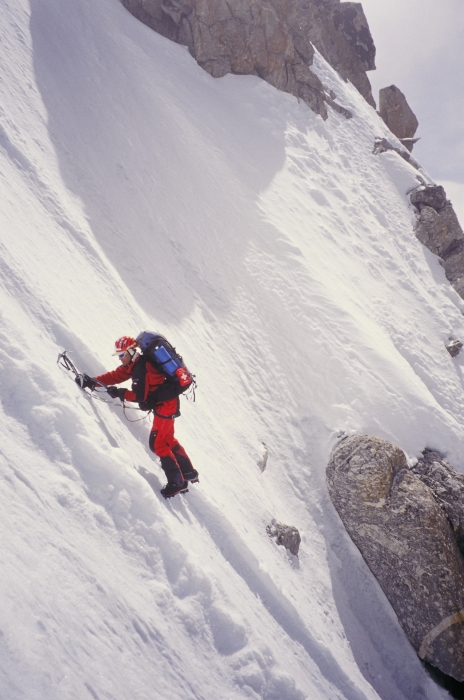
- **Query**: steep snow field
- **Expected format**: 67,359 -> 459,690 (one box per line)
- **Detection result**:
1,0 -> 463,698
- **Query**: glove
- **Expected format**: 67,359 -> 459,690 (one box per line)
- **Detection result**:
107,386 -> 126,401
75,374 -> 97,391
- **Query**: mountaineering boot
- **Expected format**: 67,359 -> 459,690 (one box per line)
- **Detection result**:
172,443 -> 198,482
160,480 -> 189,499
159,455 -> 183,483
182,469 -> 199,483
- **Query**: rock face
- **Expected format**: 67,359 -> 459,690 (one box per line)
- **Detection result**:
120,0 -> 377,116
410,185 -> 464,299
327,435 -> 464,681
279,0 -> 376,107
410,184 -> 447,212
378,85 -> 419,151
413,450 -> 464,557
266,521 -> 301,555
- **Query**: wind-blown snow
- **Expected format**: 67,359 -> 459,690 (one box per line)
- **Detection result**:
0,0 -> 462,698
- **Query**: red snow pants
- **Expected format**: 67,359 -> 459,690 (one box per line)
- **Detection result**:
148,400 -> 193,483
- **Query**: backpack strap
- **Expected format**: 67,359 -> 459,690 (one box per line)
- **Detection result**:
131,356 -> 151,406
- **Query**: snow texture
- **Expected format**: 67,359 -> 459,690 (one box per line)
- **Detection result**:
0,0 -> 462,698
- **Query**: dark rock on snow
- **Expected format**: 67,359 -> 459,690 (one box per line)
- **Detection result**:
292,0 -> 376,107
327,434 -> 464,681
120,0 -> 377,117
378,85 -> 419,149
446,340 -> 463,358
410,185 -> 464,299
414,204 -> 464,259
267,521 -> 301,556
410,185 -> 447,213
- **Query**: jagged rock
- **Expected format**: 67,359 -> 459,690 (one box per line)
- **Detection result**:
327,434 -> 464,681
121,0 -> 329,116
379,85 -> 419,147
120,0 -> 376,116
446,339 -> 463,357
410,185 -> 464,298
266,521 -> 300,555
414,204 -> 464,258
278,0 -> 376,107
410,185 -> 447,213
413,450 -> 464,556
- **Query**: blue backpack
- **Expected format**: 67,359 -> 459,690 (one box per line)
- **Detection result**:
135,331 -> 194,395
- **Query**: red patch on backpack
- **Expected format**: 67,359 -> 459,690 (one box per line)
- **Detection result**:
175,367 -> 192,387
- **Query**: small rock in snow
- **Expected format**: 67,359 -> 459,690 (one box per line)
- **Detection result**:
267,521 -> 301,556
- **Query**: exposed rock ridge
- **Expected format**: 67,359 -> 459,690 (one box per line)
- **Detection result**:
327,434 -> 464,681
120,0 -> 377,116
409,185 -> 464,300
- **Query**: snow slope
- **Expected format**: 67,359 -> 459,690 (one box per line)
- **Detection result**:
1,0 -> 463,697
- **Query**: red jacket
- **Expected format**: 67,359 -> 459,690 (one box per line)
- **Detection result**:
96,355 -> 165,404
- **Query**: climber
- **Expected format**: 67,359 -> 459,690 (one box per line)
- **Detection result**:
77,335 -> 198,499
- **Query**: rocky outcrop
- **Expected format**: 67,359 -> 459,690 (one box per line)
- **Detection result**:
277,0 -> 376,107
267,521 -> 301,555
409,185 -> 464,299
120,0 -> 377,116
378,85 -> 419,151
327,435 -> 464,681
413,450 -> 464,557
410,184 -> 447,212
